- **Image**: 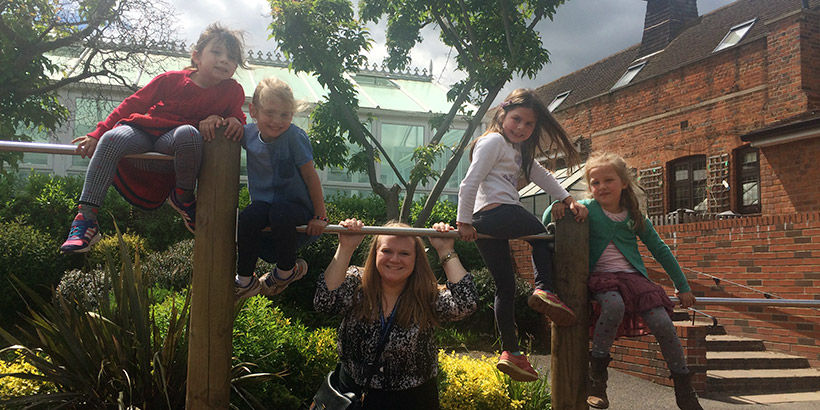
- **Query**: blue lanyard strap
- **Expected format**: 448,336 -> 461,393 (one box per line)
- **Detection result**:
378,298 -> 400,341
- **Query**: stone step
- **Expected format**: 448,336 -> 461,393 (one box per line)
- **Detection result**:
707,368 -> 820,394
707,351 -> 811,370
706,334 -> 766,352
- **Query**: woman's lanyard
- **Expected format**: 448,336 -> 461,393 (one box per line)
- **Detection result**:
378,296 -> 401,343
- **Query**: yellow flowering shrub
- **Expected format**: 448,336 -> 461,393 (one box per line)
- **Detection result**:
438,351 -> 525,410
0,352 -> 54,398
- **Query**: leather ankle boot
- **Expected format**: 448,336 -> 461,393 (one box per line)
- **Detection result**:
670,371 -> 704,410
587,353 -> 612,409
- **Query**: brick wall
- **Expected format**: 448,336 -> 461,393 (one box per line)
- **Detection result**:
551,9 -> 820,217
645,211 -> 820,367
610,324 -> 708,392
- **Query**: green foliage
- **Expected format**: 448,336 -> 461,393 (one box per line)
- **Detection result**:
232,297 -> 338,409
0,221 -> 64,327
0,171 -> 191,254
0,229 -> 193,409
86,232 -> 148,271
142,239 -> 195,293
55,268 -> 108,311
437,351 -> 552,410
0,351 -> 55,399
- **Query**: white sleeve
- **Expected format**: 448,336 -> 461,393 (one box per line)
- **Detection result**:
529,161 -> 569,201
457,136 -> 501,224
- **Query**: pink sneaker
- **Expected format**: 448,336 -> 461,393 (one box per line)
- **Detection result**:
496,351 -> 538,382
59,213 -> 101,254
528,289 -> 577,326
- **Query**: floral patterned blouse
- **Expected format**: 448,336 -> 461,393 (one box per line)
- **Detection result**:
314,266 -> 477,391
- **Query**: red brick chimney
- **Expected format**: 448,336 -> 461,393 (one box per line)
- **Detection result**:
638,0 -> 699,58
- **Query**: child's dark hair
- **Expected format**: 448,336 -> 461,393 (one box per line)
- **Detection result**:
472,88 -> 581,182
585,152 -> 647,232
189,22 -> 249,70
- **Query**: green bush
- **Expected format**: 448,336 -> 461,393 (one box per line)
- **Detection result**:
86,232 -> 148,271
0,171 -> 191,255
232,296 -> 338,410
142,238 -> 194,292
438,351 -> 552,410
55,268 -> 107,311
0,221 -> 64,327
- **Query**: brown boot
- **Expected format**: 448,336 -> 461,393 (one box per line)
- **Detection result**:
587,353 -> 612,409
670,371 -> 704,410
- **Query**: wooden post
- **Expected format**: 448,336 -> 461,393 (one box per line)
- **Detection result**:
550,214 -> 589,409
187,129 -> 240,409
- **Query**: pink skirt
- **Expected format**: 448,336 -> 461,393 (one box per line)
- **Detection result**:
588,271 -> 675,338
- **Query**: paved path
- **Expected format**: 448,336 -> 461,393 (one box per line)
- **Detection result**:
528,355 -> 820,410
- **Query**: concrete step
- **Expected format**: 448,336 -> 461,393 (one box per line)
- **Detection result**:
706,334 -> 766,352
707,351 -> 811,370
707,368 -> 820,394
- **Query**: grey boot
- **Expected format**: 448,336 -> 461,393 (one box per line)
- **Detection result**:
670,371 -> 704,410
587,354 -> 612,409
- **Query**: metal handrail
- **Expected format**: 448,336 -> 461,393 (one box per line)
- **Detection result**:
296,224 -> 553,240
682,266 -> 779,299
0,141 -> 173,160
670,296 -> 820,308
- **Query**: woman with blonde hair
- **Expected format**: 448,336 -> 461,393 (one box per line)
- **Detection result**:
314,218 -> 477,409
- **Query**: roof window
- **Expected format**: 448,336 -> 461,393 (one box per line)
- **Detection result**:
714,19 -> 756,52
611,62 -> 646,90
548,91 -> 571,112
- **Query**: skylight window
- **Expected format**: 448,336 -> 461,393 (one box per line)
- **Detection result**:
611,62 -> 646,90
548,91 -> 571,112
714,19 -> 755,52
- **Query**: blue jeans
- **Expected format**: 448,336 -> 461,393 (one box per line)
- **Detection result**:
472,204 -> 555,351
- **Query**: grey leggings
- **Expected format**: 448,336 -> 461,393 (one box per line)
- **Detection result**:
590,291 -> 688,374
79,124 -> 203,207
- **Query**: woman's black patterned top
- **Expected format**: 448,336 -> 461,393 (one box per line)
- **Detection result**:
314,266 -> 477,390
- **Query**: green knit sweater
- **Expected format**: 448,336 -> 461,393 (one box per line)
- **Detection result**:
543,198 -> 691,293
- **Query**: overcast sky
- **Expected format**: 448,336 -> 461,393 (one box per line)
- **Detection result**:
170,0 -> 736,100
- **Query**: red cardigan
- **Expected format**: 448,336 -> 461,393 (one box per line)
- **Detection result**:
92,70 -> 246,209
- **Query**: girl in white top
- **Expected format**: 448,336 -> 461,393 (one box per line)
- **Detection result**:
456,88 -> 588,382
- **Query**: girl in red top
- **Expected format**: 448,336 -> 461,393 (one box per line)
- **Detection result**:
60,23 -> 247,254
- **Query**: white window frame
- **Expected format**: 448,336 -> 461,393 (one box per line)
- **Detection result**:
547,91 -> 571,112
714,19 -> 756,52
611,62 -> 646,90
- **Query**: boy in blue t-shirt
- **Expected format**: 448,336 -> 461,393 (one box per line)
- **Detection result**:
235,77 -> 328,300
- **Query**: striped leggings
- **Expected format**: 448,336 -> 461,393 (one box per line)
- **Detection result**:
79,124 -> 203,207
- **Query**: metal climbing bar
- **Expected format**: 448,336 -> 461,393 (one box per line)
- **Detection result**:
0,140 -> 173,160
295,224 -> 553,240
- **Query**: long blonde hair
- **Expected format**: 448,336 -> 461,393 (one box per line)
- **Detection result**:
471,88 -> 581,180
584,152 -> 647,232
354,221 -> 440,330
252,77 -> 308,114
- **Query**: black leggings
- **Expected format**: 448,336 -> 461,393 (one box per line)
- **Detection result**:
472,204 -> 555,352
236,200 -> 311,276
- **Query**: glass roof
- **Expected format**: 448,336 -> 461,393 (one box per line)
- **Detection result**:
47,48 -> 468,115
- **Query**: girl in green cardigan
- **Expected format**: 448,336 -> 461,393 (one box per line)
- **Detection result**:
544,152 -> 702,410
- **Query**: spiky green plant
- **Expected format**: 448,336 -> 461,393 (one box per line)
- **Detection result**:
0,222 -> 190,409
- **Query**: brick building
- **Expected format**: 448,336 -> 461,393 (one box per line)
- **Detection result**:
518,0 -> 820,392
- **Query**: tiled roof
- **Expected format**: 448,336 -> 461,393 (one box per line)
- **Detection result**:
538,0 -> 819,110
